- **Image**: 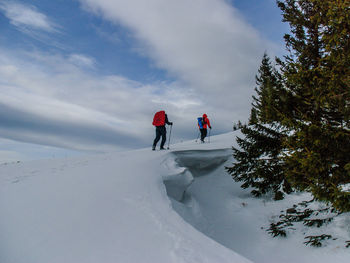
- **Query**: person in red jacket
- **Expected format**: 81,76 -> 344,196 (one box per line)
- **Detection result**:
199,113 -> 211,143
152,111 -> 173,150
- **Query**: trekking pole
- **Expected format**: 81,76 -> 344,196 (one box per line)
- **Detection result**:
195,131 -> 200,142
167,124 -> 173,149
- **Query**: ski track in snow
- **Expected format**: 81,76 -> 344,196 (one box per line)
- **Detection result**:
0,132 -> 349,263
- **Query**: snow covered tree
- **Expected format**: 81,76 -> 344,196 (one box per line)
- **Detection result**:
276,0 -> 350,211
226,54 -> 292,200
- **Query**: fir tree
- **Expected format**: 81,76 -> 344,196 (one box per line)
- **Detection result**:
226,54 -> 292,200
227,0 -> 349,246
276,0 -> 350,212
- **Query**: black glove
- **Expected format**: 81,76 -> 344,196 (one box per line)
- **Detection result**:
209,126 -> 212,129
170,122 -> 173,125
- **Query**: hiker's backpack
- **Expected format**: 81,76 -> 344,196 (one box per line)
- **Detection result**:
197,117 -> 204,129
153,111 -> 166,126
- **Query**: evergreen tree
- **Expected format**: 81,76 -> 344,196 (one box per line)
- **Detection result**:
227,0 -> 350,210
227,0 -> 349,245
276,0 -> 350,211
226,54 -> 292,200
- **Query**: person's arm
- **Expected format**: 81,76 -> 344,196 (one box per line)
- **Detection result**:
207,118 -> 211,129
165,114 -> 173,125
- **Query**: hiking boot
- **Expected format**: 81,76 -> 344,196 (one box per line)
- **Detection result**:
160,147 -> 166,150
152,146 -> 156,151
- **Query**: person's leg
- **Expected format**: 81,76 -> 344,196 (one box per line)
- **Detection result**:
160,126 -> 167,149
200,129 -> 205,142
203,128 -> 207,139
153,127 -> 161,149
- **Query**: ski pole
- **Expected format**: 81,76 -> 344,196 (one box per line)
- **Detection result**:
167,124 -> 172,149
195,131 -> 200,142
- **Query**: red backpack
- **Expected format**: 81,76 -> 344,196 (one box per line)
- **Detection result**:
152,111 -> 166,126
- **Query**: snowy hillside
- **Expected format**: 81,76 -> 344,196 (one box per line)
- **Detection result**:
1,132 -> 349,263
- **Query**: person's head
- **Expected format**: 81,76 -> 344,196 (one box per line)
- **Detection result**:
203,114 -> 207,118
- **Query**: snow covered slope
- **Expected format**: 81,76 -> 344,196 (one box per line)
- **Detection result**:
1,132 -> 349,263
0,132 -> 251,263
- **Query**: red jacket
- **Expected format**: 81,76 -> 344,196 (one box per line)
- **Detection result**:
202,114 -> 211,129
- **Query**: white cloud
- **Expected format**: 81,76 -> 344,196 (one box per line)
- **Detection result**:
0,0 -> 281,156
0,137 -> 81,161
0,48 -> 203,152
79,0 -> 272,118
0,1 -> 59,32
68,54 -> 96,69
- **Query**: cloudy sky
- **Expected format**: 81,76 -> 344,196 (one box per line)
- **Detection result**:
0,0 -> 289,161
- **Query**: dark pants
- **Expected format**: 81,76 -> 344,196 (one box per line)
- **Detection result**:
200,128 -> 207,142
153,126 -> 166,148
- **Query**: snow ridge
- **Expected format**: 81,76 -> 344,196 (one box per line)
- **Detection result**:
1,132 -> 349,263
0,134 -> 252,263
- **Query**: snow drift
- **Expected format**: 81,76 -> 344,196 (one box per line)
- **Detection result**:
1,132 -> 349,263
0,133 -> 251,263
